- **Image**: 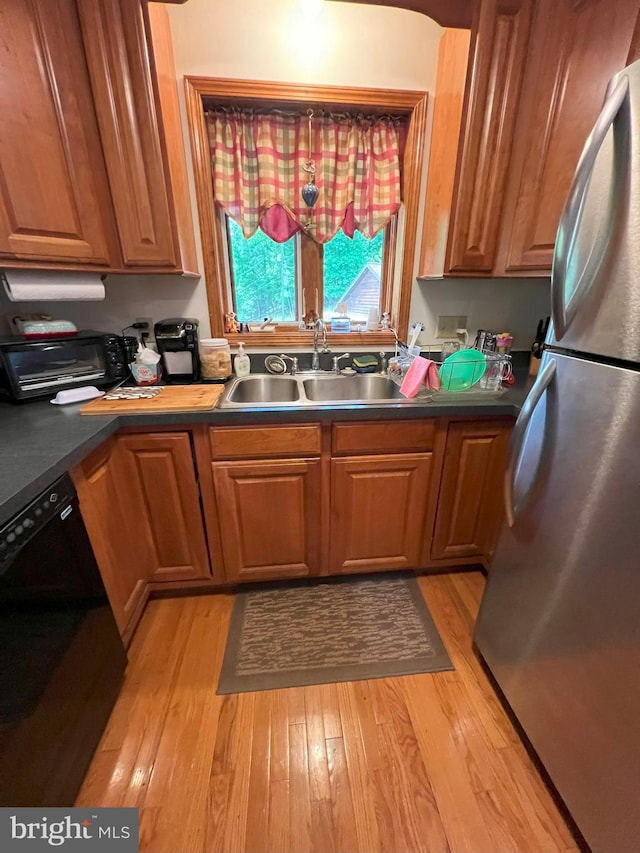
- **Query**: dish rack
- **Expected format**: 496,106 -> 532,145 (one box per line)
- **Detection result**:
388,344 -> 511,399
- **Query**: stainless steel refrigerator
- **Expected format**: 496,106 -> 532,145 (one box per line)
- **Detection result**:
474,59 -> 640,853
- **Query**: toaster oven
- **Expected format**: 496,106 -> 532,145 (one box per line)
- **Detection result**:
0,331 -> 128,401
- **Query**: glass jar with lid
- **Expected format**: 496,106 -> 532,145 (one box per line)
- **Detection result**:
199,338 -> 232,380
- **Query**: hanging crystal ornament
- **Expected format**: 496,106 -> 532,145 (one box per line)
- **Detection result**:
301,109 -> 319,228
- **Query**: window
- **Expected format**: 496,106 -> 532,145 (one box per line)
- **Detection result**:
323,229 -> 385,322
227,217 -> 387,327
186,77 -> 428,344
227,218 -> 296,323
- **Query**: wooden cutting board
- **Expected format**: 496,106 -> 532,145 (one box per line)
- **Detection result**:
80,384 -> 225,415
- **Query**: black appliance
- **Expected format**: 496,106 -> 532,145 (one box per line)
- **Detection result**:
154,318 -> 199,383
0,331 -> 128,402
0,473 -> 127,806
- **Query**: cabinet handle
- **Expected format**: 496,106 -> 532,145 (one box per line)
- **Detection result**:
551,74 -> 629,340
504,359 -> 556,528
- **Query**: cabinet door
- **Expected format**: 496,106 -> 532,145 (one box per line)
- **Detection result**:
330,454 -> 433,574
0,0 -> 117,265
76,0 -> 179,268
116,432 -> 210,582
446,0 -> 533,273
498,0 -> 639,273
432,421 -> 511,562
213,459 -> 322,582
71,440 -> 147,641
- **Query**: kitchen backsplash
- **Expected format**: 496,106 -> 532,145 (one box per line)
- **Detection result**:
0,271 -> 550,350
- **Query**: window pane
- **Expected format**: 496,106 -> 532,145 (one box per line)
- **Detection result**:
227,217 -> 296,323
323,229 -> 385,322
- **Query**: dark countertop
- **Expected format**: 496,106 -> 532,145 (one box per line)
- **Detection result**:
0,365 -> 533,528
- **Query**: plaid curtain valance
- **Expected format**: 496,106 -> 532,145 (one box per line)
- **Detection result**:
206,109 -> 403,243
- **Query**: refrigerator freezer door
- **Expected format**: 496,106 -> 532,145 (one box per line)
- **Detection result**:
549,58 -> 640,363
475,350 -> 640,853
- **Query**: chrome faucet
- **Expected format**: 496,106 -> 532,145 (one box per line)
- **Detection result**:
312,317 -> 329,370
333,352 -> 351,374
279,354 -> 298,375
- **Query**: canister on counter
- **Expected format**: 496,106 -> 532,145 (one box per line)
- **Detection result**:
200,338 -> 232,380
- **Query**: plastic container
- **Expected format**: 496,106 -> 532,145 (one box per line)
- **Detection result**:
234,342 -> 251,377
200,338 -> 232,380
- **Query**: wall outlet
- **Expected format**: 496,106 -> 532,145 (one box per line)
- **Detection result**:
435,315 -> 467,338
135,317 -> 154,342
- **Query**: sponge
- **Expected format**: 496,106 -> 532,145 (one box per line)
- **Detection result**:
352,355 -> 378,373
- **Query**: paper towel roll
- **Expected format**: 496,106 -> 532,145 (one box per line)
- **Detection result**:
2,269 -> 105,301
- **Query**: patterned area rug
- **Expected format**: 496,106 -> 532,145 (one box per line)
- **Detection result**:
217,573 -> 453,694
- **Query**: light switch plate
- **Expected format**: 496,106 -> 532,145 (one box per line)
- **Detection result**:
436,315 -> 467,338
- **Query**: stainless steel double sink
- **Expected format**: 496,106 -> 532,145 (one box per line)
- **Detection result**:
219,373 -> 425,408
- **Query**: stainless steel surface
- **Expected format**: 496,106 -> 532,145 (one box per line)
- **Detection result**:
551,74 -> 629,341
220,372 -> 421,408
503,359 -> 556,527
279,354 -> 298,375
303,374 -> 404,401
311,318 -> 329,369
548,60 -> 640,362
476,350 -> 640,853
332,352 -> 351,373
225,375 -> 300,404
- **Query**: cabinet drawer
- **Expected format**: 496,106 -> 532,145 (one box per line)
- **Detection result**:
332,420 -> 436,455
209,424 -> 321,459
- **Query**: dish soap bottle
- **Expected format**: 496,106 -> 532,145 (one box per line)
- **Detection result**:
234,342 -> 251,377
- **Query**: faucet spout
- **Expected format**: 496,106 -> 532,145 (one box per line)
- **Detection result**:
312,317 -> 329,370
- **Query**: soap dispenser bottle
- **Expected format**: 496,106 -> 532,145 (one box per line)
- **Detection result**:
234,342 -> 251,377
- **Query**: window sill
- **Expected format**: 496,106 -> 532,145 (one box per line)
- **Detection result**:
226,330 -> 398,349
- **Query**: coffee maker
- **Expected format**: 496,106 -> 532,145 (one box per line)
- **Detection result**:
154,318 -> 200,383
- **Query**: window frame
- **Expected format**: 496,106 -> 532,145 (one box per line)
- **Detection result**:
185,77 -> 428,348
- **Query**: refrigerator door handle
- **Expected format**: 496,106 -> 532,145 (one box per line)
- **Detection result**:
551,74 -> 629,340
504,359 -> 556,528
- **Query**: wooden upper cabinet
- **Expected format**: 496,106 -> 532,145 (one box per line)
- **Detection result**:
496,0 -> 640,273
0,0 -> 118,266
445,0 -> 533,273
77,0 -> 197,273
419,28 -> 471,277
420,0 -> 639,278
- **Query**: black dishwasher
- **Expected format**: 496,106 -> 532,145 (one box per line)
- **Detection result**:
0,473 -> 127,806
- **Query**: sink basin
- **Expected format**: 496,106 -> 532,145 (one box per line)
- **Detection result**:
220,372 -> 425,407
225,375 -> 300,404
303,374 -> 404,401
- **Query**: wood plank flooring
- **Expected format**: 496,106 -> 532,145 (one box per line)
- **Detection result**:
77,572 -> 578,852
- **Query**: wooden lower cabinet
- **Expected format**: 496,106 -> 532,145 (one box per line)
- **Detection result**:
330,453 -> 434,574
71,439 -> 148,642
431,420 -> 511,562
116,432 -> 210,581
213,458 -> 322,582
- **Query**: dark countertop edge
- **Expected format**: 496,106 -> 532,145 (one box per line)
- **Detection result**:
0,416 -> 118,527
0,378 -> 529,528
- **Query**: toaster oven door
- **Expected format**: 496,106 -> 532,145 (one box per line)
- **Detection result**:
3,338 -> 108,399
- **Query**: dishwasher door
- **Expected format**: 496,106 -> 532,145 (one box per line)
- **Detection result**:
0,474 -> 127,806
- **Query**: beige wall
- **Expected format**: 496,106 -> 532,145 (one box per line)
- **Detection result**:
168,0 -> 443,89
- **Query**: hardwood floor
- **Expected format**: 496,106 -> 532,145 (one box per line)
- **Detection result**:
77,572 -> 578,852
